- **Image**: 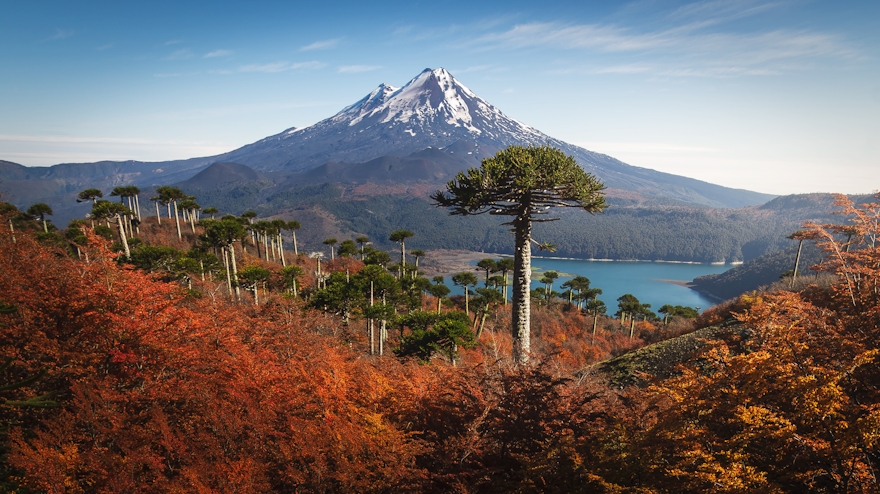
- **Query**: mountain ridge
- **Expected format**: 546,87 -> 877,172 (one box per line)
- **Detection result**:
1,67 -> 775,211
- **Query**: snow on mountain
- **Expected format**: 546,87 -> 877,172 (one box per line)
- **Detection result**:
222,68 -> 558,172
209,67 -> 776,207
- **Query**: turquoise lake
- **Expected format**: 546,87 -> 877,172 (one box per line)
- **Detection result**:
454,257 -> 734,314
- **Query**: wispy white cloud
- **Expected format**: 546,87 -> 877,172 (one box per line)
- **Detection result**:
0,134 -> 156,145
300,38 -> 343,51
153,72 -> 198,78
473,16 -> 857,78
338,65 -> 382,73
164,49 -> 195,60
594,64 -> 652,74
576,141 -> 720,155
449,65 -> 492,74
205,49 -> 233,58
237,61 -> 326,73
150,100 -> 338,120
165,39 -> 182,46
46,28 -> 74,41
0,135 -> 232,167
667,0 -> 785,24
97,43 -> 114,51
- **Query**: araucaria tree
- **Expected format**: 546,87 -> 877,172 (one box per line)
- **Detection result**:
432,145 -> 606,364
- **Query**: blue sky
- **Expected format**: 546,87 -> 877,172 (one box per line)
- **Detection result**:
1,0 -> 877,195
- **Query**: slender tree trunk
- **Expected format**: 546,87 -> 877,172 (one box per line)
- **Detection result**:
399,241 -> 405,278
292,230 -> 298,256
229,243 -> 240,301
379,294 -> 387,356
437,296 -> 442,313
629,318 -> 635,339
223,247 -> 233,295
512,213 -> 532,365
316,258 -> 322,288
476,311 -> 489,339
9,219 -> 15,243
591,314 -> 598,346
116,214 -> 131,259
173,201 -> 182,240
464,285 -> 470,316
155,201 -> 161,225
279,234 -> 286,266
791,239 -> 804,288
369,280 -> 375,356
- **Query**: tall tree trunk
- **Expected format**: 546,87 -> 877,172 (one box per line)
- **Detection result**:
134,194 -> 142,222
399,241 -> 405,278
173,201 -> 182,240
223,247 -> 233,295
512,213 -> 532,365
379,303 -> 387,356
279,233 -> 286,266
155,201 -> 161,225
292,230 -> 298,256
369,280 -> 375,356
115,214 -> 130,259
791,239 -> 804,288
9,219 -> 15,243
591,315 -> 598,346
476,311 -> 489,339
229,243 -> 240,301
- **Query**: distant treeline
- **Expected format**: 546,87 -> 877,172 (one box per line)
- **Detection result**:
691,243 -> 826,300
172,183 -> 844,264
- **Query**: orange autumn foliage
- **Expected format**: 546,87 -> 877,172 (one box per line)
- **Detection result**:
1,192 -> 878,493
1,231 -> 429,492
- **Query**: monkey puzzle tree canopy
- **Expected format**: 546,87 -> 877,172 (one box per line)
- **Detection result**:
431,145 -> 606,364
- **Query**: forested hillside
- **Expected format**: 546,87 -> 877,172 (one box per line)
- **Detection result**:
692,242 -> 827,300
0,193 -> 878,492
259,189 -> 836,263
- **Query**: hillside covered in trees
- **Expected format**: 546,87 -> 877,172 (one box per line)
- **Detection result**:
0,192 -> 878,492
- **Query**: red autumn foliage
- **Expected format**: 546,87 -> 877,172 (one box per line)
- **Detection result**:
1,192 -> 878,492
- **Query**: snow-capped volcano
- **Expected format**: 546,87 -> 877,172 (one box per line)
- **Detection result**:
205,67 -> 774,207
223,68 -> 555,172
329,68 -> 544,140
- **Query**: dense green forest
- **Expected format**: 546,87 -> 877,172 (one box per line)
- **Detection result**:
176,180 -> 847,264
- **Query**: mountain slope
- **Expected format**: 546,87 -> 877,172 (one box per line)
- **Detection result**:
213,68 -> 773,208
1,68 -> 774,213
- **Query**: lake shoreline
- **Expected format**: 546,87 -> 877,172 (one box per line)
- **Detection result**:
423,251 -> 743,278
493,255 -> 731,310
